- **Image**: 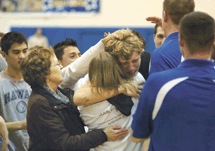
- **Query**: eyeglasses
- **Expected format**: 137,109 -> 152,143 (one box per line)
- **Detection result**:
51,63 -> 62,68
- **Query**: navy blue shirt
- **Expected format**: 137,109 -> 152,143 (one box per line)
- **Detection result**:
132,59 -> 215,151
149,32 -> 182,76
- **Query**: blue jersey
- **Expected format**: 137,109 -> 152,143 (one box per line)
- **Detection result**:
149,32 -> 182,76
132,59 -> 215,151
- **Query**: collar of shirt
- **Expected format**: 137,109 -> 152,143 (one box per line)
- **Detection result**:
43,86 -> 70,104
1,71 -> 25,86
179,59 -> 214,68
163,32 -> 179,44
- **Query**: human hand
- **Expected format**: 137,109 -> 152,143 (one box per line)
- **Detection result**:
119,80 -> 144,98
102,32 -> 118,45
104,32 -> 110,38
103,126 -> 128,141
146,16 -> 162,27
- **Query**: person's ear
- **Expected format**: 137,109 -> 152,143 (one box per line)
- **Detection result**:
1,51 -> 7,60
179,34 -> 184,47
163,11 -> 168,23
58,60 -> 63,68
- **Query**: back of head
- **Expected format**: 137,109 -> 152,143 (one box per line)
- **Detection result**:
179,11 -> 215,53
21,47 -> 54,87
1,31 -> 28,54
163,0 -> 195,25
89,52 -> 129,91
53,38 -> 77,60
131,30 -> 146,49
105,29 -> 143,60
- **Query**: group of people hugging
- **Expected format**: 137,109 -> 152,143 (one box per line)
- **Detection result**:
0,29 -> 145,151
22,29 -> 145,151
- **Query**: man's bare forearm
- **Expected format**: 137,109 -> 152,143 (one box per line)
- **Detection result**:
6,120 -> 26,132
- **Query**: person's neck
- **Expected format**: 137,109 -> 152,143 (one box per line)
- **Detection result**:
36,34 -> 42,37
165,23 -> 179,37
5,66 -> 23,81
184,53 -> 211,61
46,82 -> 59,93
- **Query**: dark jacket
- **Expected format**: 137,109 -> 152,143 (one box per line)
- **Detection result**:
27,86 -> 107,151
139,51 -> 151,80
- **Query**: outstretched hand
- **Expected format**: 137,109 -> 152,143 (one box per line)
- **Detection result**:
103,126 -> 128,141
146,16 -> 162,27
102,32 -> 118,45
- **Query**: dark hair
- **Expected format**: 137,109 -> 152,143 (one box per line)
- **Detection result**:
132,30 -> 146,49
1,31 -> 28,54
53,38 -> 77,60
179,11 -> 215,53
0,32 -> 5,46
21,47 -> 54,87
163,0 -> 195,25
154,24 -> 160,35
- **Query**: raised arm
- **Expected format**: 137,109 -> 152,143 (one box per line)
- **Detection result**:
146,16 -> 162,27
59,40 -> 105,89
59,33 -> 117,90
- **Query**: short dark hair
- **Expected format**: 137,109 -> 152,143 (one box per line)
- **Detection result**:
131,30 -> 146,49
179,11 -> 215,53
163,0 -> 195,25
0,32 -> 5,46
53,38 -> 77,60
1,31 -> 28,54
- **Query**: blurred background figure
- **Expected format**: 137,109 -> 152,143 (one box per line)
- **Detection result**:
154,24 -> 165,48
28,28 -> 49,49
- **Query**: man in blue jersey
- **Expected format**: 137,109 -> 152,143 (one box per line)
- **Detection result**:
146,0 -> 195,76
131,11 -> 215,151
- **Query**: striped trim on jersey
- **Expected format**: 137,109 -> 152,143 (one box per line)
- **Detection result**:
152,77 -> 188,120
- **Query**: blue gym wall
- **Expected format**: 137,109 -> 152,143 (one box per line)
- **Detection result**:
11,27 -> 156,54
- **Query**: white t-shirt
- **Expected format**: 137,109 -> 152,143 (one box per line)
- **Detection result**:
78,73 -> 145,151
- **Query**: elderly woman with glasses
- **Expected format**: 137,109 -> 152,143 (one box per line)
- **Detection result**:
20,48 -> 128,151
